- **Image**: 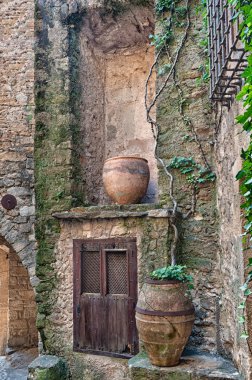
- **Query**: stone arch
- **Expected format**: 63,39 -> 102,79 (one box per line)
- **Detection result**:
0,236 -> 38,355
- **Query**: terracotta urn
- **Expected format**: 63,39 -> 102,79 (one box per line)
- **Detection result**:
136,279 -> 195,367
102,156 -> 150,205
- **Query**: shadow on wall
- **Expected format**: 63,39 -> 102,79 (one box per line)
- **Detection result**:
0,238 -> 38,355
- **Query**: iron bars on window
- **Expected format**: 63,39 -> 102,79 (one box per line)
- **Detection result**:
207,0 -> 247,107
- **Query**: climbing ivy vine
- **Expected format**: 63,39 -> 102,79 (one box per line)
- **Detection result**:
229,0 -> 252,340
145,0 -> 215,265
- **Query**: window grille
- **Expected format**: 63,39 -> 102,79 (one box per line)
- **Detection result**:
106,251 -> 128,294
81,249 -> 100,293
207,0 -> 247,107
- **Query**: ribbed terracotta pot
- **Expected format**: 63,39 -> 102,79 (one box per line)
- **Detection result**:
136,279 -> 195,367
102,156 -> 150,205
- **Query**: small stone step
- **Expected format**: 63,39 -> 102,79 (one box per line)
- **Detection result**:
27,355 -> 69,380
128,349 -> 242,380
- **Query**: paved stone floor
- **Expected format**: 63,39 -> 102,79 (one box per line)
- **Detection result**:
0,349 -> 38,380
129,349 -> 242,379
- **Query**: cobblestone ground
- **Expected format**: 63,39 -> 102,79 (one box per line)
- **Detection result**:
0,357 -> 28,380
0,349 -> 38,380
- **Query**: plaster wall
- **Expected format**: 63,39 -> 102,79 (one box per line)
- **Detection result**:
79,7 -> 157,205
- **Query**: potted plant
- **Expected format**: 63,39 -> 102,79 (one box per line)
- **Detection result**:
135,265 -> 195,367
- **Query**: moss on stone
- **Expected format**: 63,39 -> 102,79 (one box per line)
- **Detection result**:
28,355 -> 69,380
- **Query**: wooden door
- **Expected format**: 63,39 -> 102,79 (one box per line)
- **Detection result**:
73,238 -> 138,358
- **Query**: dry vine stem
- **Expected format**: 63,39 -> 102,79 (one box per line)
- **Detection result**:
145,0 -> 190,265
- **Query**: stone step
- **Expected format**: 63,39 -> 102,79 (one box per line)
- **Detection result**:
128,349 -> 242,380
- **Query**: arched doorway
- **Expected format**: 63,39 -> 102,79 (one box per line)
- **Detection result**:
0,240 -> 38,355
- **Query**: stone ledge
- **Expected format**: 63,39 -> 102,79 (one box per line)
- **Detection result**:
128,350 -> 242,380
52,204 -> 177,221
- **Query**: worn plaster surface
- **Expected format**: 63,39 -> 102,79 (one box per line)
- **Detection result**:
79,6 -> 157,204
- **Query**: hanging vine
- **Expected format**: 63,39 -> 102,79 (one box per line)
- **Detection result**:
145,0 -> 215,264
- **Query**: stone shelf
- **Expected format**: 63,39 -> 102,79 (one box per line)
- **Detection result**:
52,204 -> 177,221
128,350 -> 242,380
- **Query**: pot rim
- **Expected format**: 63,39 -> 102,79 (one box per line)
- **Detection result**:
104,156 -> 148,163
145,278 -> 185,285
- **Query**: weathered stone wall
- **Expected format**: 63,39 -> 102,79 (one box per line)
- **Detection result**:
215,102 -> 252,379
8,247 -> 38,349
0,0 -> 37,284
0,243 -> 38,353
34,0 -> 74,346
156,3 -> 220,352
47,206 -> 173,379
0,246 -> 9,355
32,0 -> 252,379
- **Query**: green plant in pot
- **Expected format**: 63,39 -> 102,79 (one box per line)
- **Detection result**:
135,265 -> 195,367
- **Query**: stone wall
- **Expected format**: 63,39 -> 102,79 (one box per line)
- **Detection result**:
215,102 -> 252,378
0,243 -> 38,354
8,247 -> 38,349
0,0 -> 37,283
47,206 -> 174,379
2,0 -> 252,378
0,246 -> 9,355
155,2 -> 220,352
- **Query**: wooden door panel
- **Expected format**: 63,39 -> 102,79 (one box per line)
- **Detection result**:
73,238 -> 138,358
115,297 -> 129,353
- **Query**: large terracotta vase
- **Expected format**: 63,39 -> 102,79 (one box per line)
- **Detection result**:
136,279 -> 195,367
102,156 -> 150,205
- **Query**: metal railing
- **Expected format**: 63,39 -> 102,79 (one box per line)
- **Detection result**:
207,0 -> 247,107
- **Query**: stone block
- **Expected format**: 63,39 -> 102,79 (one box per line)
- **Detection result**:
20,206 -> 35,217
28,355 -> 69,380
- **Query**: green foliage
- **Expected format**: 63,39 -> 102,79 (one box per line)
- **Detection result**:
195,63 -> 210,86
229,0 -> 252,340
195,0 -> 209,84
149,0 -> 187,49
168,156 -> 216,187
150,265 -> 193,285
158,63 -> 172,76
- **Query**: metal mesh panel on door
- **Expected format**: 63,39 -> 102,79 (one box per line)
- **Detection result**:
81,251 -> 100,293
106,251 -> 127,294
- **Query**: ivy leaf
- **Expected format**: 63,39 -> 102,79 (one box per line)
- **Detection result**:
243,191 -> 251,197
238,316 -> 246,324
244,221 -> 252,230
236,169 -> 246,179
240,283 -> 248,292
240,333 -> 249,339
244,289 -> 252,296
247,258 -> 252,267
238,302 -> 246,309
245,178 -> 252,185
